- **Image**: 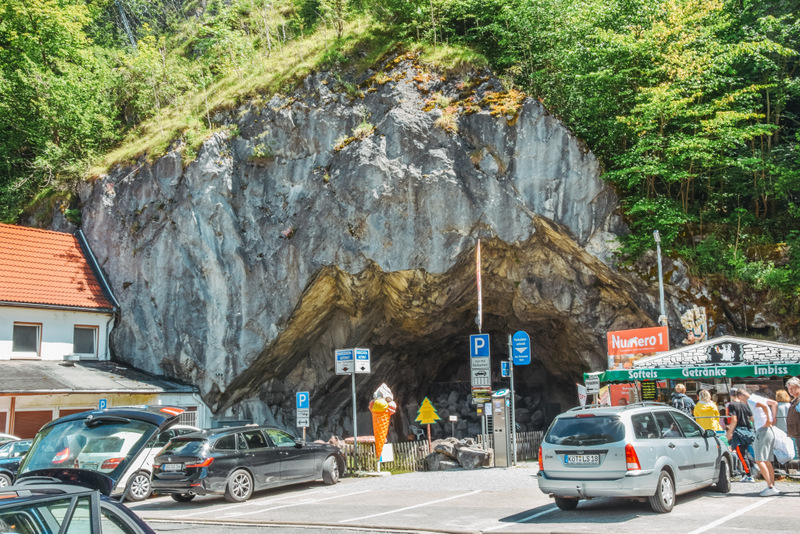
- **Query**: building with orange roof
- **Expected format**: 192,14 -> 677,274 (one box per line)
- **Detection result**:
0,223 -> 118,362
0,224 -> 210,437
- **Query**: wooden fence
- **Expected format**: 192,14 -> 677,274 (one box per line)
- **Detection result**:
344,431 -> 544,473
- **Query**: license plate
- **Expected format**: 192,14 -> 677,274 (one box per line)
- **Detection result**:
163,463 -> 184,471
82,462 -> 98,470
565,454 -> 600,465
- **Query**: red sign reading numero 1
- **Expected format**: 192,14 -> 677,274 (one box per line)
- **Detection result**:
607,326 -> 669,356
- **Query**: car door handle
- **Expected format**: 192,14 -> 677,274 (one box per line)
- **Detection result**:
668,443 -> 676,449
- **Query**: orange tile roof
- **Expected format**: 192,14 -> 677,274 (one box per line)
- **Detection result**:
0,223 -> 114,310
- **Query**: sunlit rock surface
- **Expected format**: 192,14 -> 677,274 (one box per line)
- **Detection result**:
79,52 -> 661,439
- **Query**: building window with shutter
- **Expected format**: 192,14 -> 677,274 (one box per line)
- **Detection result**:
73,325 -> 98,356
12,323 -> 41,356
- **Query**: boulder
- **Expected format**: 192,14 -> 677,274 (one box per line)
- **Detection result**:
457,447 -> 490,470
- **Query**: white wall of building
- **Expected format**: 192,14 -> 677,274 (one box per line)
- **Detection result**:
0,305 -> 114,361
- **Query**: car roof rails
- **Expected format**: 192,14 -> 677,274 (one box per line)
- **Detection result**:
566,404 -> 616,412
620,401 -> 670,410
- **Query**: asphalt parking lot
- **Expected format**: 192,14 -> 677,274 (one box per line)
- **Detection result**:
131,463 -> 800,534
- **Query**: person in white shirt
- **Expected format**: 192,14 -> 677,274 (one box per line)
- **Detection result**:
732,388 -> 779,496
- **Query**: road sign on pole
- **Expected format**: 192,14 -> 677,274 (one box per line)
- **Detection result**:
354,348 -> 371,373
335,349 -> 354,375
470,334 -> 490,358
511,331 -> 531,365
501,361 -> 510,377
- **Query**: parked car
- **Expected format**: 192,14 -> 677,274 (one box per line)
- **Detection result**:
117,424 -> 200,501
4,405 -> 188,533
537,402 -> 732,513
17,405 -> 188,500
0,471 -> 155,534
151,425 -> 346,502
0,439 -> 32,486
0,433 -> 20,446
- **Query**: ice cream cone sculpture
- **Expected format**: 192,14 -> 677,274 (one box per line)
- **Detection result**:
369,383 -> 397,460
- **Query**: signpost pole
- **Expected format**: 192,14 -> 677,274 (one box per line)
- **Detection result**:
351,371 -> 358,473
507,334 -> 517,466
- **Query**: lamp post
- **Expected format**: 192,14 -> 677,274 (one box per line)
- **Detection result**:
653,230 -> 667,326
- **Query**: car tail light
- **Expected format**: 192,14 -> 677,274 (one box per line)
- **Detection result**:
538,446 -> 544,471
101,457 -> 124,470
625,443 -> 641,470
53,447 -> 70,464
186,457 -> 214,468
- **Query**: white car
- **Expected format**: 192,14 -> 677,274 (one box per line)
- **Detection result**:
116,424 -> 200,501
537,402 -> 732,512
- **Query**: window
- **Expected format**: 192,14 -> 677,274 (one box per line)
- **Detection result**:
242,430 -> 268,449
631,413 -> 659,439
544,416 -> 626,446
214,435 -> 236,451
653,411 -> 683,438
265,428 -> 299,448
73,326 -> 97,355
671,411 -> 703,438
12,323 -> 40,354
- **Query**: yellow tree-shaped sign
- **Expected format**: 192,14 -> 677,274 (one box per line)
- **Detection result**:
416,397 -> 440,451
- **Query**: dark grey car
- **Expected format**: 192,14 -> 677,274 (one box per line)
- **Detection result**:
151,425 -> 346,503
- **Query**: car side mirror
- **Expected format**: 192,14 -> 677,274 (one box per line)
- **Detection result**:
294,439 -> 305,448
703,429 -> 716,438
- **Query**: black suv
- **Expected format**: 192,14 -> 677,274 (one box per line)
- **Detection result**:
151,425 -> 345,502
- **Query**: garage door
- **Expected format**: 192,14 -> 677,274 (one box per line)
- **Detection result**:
14,410 -> 54,438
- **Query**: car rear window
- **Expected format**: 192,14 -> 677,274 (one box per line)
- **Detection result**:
161,439 -> 206,456
545,415 -> 625,445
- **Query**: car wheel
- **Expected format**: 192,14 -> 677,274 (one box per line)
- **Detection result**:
322,456 -> 340,485
554,496 -> 579,511
0,474 -> 12,487
126,471 -> 152,501
170,493 -> 195,502
648,470 -> 675,513
716,457 -> 732,493
224,469 -> 253,503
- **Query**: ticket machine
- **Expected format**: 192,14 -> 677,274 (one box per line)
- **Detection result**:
492,389 -> 512,467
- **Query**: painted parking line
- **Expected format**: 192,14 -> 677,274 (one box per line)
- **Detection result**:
482,506 -> 558,532
684,497 -> 776,534
224,489 -> 371,517
338,489 -> 483,523
172,487 -> 331,518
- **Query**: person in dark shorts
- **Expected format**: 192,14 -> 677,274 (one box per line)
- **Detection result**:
726,391 -> 756,482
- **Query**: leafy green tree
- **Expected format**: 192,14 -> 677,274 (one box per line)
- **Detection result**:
0,0 -> 118,221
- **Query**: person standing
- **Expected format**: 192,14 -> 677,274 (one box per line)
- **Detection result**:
785,377 -> 800,459
726,393 -> 756,482
694,389 -> 722,431
671,383 -> 696,417
733,387 -> 779,496
775,389 -> 791,433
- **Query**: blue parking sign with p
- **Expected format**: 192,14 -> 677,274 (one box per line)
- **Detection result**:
470,334 -> 490,357
98,398 -> 107,410
296,391 -> 309,409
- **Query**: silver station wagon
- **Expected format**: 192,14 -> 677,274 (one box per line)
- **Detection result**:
537,402 -> 732,513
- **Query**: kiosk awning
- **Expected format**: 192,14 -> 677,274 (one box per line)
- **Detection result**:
587,363 -> 800,384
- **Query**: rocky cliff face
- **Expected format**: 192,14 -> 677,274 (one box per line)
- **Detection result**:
77,51 -> 669,440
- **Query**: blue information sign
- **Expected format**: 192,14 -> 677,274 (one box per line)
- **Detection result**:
296,391 -> 309,409
98,398 -> 107,409
501,361 -> 510,378
470,334 -> 490,357
512,331 -> 531,366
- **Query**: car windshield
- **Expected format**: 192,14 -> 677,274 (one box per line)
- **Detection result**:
160,439 -> 206,456
19,416 -> 157,481
545,415 -> 626,445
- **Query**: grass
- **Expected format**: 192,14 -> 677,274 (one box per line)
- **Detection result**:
85,17 -> 488,178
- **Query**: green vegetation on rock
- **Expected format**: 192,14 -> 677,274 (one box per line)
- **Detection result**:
0,0 -> 798,297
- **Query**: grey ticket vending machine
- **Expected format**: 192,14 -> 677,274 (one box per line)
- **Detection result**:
492,389 -> 512,467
